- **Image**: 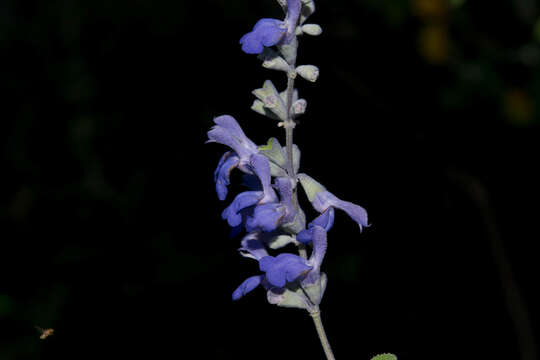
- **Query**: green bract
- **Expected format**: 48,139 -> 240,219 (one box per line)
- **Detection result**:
297,173 -> 326,202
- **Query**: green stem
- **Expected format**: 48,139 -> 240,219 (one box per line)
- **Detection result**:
310,308 -> 336,360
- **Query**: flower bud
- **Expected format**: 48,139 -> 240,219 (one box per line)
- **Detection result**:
296,65 -> 319,82
301,24 -> 322,36
251,100 -> 280,120
262,57 -> 290,72
252,80 -> 288,120
259,49 -> 290,72
292,99 -> 307,116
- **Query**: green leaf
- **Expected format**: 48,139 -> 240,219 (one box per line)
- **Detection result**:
370,354 -> 397,360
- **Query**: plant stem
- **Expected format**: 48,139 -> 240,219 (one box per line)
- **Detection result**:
284,62 -> 297,180
281,40 -> 306,260
310,308 -> 336,360
281,18 -> 335,360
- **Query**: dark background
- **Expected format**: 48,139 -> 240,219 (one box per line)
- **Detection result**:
1,0 -> 538,359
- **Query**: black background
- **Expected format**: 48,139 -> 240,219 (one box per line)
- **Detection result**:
1,0 -> 539,359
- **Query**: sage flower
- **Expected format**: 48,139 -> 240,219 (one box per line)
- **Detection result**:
207,115 -> 274,201
298,173 -> 369,231
239,0 -> 301,54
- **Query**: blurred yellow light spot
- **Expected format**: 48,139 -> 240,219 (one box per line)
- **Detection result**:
418,25 -> 449,64
504,89 -> 534,126
411,0 -> 448,20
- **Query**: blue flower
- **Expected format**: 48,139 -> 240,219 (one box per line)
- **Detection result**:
232,253 -> 311,300
232,275 -> 263,301
245,202 -> 287,233
297,208 -> 334,244
241,176 -> 299,233
303,225 -> 327,286
207,115 -> 274,201
298,173 -> 369,231
232,227 -> 328,301
233,232 -> 308,299
221,191 -> 263,227
259,253 -> 312,287
240,19 -> 286,55
213,151 -> 239,201
239,0 -> 301,54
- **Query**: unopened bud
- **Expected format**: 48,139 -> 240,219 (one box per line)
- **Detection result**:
252,80 -> 287,120
251,100 -> 281,120
292,99 -> 307,116
260,49 -> 291,72
263,57 -> 290,72
301,24 -> 322,36
296,65 -> 319,82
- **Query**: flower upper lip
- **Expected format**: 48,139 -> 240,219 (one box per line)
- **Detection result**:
239,0 -> 301,54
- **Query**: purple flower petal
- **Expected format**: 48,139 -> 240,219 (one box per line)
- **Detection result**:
214,152 -> 240,200
299,174 -> 368,231
307,225 -> 327,272
207,115 -> 258,161
232,275 -> 263,300
221,191 -> 262,227
315,191 -> 369,230
297,208 -> 334,244
249,154 -> 277,204
274,177 -> 296,223
284,0 -> 301,43
296,229 -> 312,244
245,203 -> 286,233
311,207 -> 335,231
240,18 -> 286,54
259,254 -> 312,288
238,232 -> 269,260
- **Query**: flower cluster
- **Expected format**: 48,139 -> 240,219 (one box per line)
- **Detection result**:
207,0 -> 368,312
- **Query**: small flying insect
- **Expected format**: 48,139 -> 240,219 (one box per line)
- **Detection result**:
35,326 -> 54,340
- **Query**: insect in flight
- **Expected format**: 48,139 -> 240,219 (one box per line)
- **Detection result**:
35,326 -> 54,340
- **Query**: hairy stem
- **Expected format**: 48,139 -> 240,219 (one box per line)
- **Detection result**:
284,54 -> 297,180
285,120 -> 295,178
310,308 -> 336,360
281,39 -> 305,260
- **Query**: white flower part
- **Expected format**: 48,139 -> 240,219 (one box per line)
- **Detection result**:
301,24 -> 322,36
267,235 -> 296,249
